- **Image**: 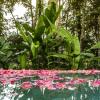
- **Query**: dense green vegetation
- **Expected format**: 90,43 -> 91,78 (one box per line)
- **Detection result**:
0,0 -> 100,69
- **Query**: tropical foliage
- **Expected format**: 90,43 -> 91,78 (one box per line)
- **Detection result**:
0,0 -> 99,69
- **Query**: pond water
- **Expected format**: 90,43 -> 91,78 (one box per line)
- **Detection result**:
0,70 -> 100,100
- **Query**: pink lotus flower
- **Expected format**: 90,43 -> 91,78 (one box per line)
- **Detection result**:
54,82 -> 66,89
34,80 -> 52,88
84,70 -> 99,75
9,78 -> 16,84
34,79 -> 56,90
21,81 -> 33,89
91,80 -> 100,87
69,78 -> 86,85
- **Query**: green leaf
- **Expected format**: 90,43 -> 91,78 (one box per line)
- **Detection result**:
43,15 -> 57,33
44,2 -> 56,24
58,28 -> 72,42
49,2 -> 56,23
0,36 -> 5,45
35,16 -> 45,35
48,53 -> 68,59
2,42 -> 10,50
18,54 -> 27,68
16,22 -> 29,43
80,53 -> 95,57
72,35 -> 80,55
0,51 -> 5,55
54,5 -> 63,21
43,2 -> 62,28
90,42 -> 100,49
20,27 -> 29,42
7,51 -> 13,58
31,42 -> 39,58
22,23 -> 34,33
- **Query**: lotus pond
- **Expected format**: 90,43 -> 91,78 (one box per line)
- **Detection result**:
0,70 -> 100,100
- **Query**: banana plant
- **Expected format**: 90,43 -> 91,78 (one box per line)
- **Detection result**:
47,26 -> 80,69
15,1 -> 63,68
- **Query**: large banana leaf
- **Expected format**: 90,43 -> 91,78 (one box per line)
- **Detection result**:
35,16 -> 45,36
16,22 -> 35,46
31,42 -> 39,58
58,28 -> 72,42
43,2 -> 63,27
18,53 -> 27,68
72,35 -> 80,55
44,2 -> 56,26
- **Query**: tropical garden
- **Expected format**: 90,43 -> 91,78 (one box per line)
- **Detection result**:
0,0 -> 100,100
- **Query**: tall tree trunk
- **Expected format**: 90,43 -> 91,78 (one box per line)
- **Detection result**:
75,6 -> 82,51
29,0 -> 34,27
0,4 -> 3,36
